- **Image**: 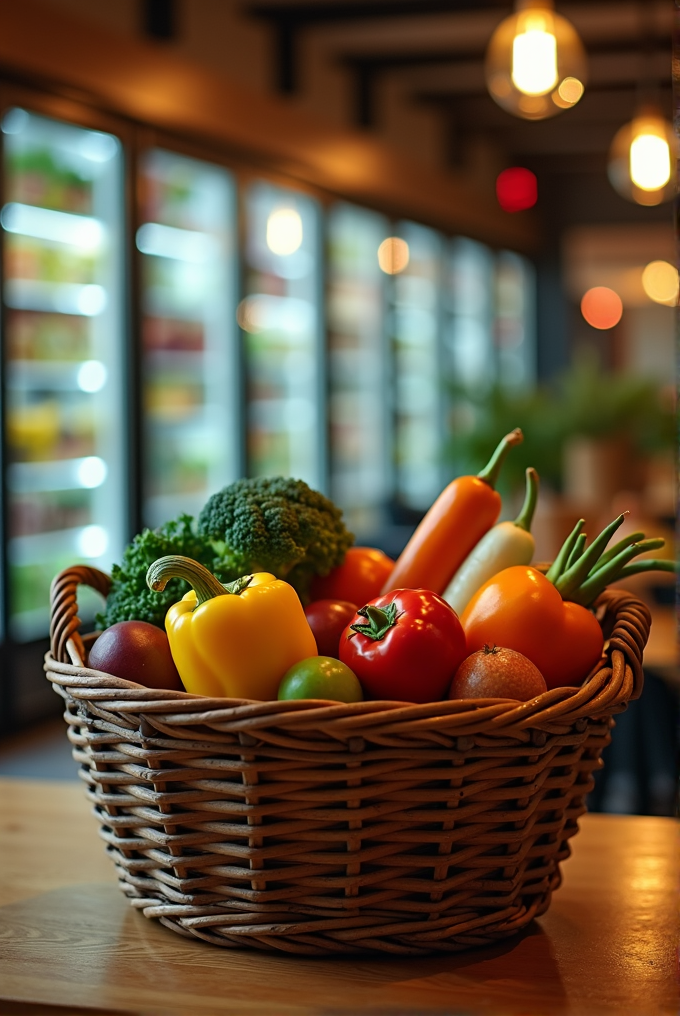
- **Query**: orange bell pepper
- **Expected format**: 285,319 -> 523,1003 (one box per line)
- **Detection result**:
461,513 -> 676,690
461,566 -> 604,689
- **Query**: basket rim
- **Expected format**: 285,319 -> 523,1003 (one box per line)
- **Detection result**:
45,564 -> 651,733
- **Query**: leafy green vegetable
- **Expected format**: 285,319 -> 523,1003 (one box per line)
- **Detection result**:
96,515 -> 218,630
197,476 -> 354,601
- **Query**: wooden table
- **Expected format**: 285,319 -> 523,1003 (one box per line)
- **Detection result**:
0,778 -> 677,1016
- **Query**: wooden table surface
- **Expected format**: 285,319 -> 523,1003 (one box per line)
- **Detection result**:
0,777 -> 677,1016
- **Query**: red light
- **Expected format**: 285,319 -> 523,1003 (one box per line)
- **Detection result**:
496,168 -> 538,213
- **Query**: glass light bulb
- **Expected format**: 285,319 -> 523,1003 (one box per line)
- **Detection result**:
511,23 -> 558,96
629,133 -> 671,191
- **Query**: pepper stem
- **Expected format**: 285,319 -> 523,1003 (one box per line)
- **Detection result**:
513,467 -> 539,532
146,555 -> 252,607
477,428 -> 523,489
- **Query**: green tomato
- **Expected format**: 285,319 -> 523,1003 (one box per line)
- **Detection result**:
278,656 -> 363,703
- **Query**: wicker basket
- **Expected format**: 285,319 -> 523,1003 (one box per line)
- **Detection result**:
45,564 -> 650,956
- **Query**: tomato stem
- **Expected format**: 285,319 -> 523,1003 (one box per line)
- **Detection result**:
349,601 -> 400,641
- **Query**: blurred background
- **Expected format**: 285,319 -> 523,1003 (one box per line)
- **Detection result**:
0,0 -> 676,815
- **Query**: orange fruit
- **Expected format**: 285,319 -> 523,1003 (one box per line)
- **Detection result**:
448,644 -> 547,701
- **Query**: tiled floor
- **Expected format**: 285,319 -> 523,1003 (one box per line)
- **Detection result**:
0,718 -> 78,780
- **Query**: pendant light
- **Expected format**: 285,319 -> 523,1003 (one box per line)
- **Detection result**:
485,0 -> 587,121
608,108 -> 675,205
607,5 -> 676,206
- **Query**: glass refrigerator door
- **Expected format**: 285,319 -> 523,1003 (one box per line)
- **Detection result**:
391,221 -> 445,512
2,108 -> 126,642
444,238 -> 496,474
137,149 -> 240,528
327,202 -> 389,537
495,250 -> 537,392
446,237 -> 495,391
242,181 -> 324,491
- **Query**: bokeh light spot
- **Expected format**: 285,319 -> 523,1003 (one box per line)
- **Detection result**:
496,167 -> 537,213
581,286 -> 623,330
641,260 -> 679,305
266,208 -> 303,256
378,237 -> 410,274
554,76 -> 584,107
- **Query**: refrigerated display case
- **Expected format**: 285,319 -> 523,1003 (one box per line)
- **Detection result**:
137,149 -> 240,528
241,181 -> 324,491
446,237 -> 496,391
2,107 -> 127,642
326,202 -> 389,537
494,249 -> 536,391
390,221 -> 445,512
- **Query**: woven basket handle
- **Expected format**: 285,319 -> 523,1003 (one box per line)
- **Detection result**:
50,565 -> 111,666
593,586 -> 651,702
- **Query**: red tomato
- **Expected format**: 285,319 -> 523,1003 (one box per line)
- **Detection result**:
339,589 -> 467,703
304,599 -> 358,658
310,547 -> 395,607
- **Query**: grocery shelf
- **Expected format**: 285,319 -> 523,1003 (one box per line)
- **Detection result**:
6,359 -> 107,392
8,524 -> 108,567
7,455 -> 107,493
4,279 -> 107,316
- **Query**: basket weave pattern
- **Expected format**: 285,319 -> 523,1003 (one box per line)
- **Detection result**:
46,565 -> 650,955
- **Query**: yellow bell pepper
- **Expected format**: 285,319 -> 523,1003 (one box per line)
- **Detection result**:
146,555 -> 317,700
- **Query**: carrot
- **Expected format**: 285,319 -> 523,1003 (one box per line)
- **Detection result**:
381,429 -> 523,596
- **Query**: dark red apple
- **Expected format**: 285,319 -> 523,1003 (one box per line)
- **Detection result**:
88,621 -> 184,691
304,599 -> 358,658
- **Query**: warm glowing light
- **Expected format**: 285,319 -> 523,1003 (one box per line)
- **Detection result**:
553,76 -> 584,108
378,237 -> 410,275
608,111 -> 675,206
629,133 -> 671,191
581,287 -> 623,330
485,2 -> 587,121
266,208 -> 303,256
641,261 -> 679,306
511,18 -> 558,96
496,167 -> 537,213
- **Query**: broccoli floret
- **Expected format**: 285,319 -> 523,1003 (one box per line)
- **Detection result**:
96,514 -> 217,630
197,476 -> 354,601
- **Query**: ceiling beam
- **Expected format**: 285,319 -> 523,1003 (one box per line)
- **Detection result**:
249,0 -> 509,91
346,45 -> 670,127
248,0 -> 669,92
